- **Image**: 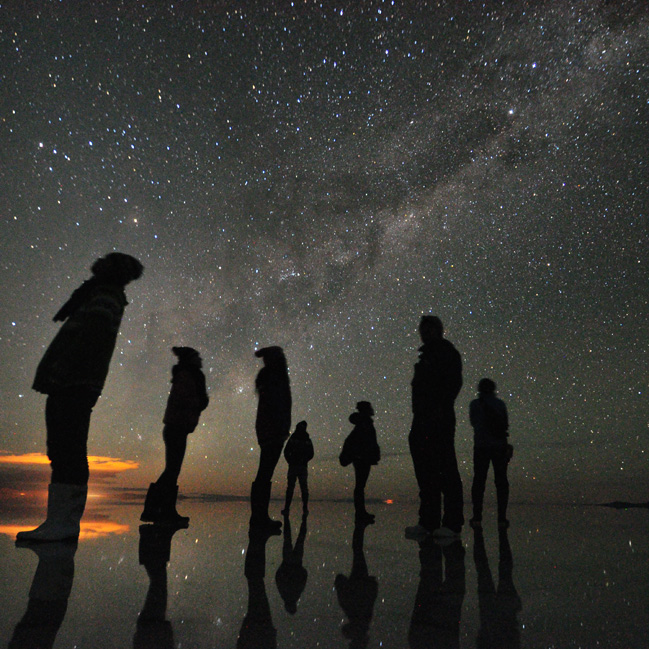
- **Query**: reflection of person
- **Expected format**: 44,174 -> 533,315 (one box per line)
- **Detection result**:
340,402 -> 381,524
9,541 -> 77,648
238,529 -> 277,649
141,347 -> 209,526
275,512 -> 308,614
335,521 -> 378,649
469,378 -> 511,529
281,421 -> 314,516
250,346 -> 292,533
17,253 -> 143,543
133,525 -> 182,649
406,315 -> 464,540
408,536 -> 466,649
473,527 -> 522,648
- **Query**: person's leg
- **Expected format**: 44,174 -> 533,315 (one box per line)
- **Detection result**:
470,447 -> 491,525
18,389 -> 97,541
409,420 -> 440,532
492,447 -> 510,526
251,439 -> 285,529
353,461 -> 373,521
156,427 -> 188,489
283,469 -> 296,513
439,434 -> 464,533
298,468 -> 309,512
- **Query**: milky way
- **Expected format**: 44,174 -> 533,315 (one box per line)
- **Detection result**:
1,1 -> 647,502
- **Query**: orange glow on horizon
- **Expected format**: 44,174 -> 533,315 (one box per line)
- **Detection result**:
385,499 -> 394,504
0,452 -> 139,472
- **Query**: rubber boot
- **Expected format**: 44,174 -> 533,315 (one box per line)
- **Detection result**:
140,483 -> 163,523
157,485 -> 189,527
16,484 -> 87,543
250,481 -> 281,534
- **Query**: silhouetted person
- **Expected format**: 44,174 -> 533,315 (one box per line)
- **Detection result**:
275,512 -> 308,614
238,527 -> 277,648
133,524 -> 182,649
9,541 -> 77,648
408,537 -> 466,649
17,253 -> 143,543
406,315 -> 464,540
335,521 -> 378,649
340,401 -> 381,524
141,347 -> 209,526
250,346 -> 291,533
473,527 -> 522,648
281,420 -> 314,515
469,378 -> 511,529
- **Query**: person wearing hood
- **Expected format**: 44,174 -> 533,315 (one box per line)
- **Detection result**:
406,315 -> 464,541
141,346 -> 209,526
281,420 -> 314,516
17,252 -> 143,543
469,378 -> 511,529
340,401 -> 381,524
250,346 -> 292,533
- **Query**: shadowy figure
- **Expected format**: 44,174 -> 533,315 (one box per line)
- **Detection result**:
238,527 -> 278,649
250,346 -> 292,534
141,347 -> 209,527
408,537 -> 466,649
335,521 -> 378,649
133,524 -> 183,649
275,512 -> 309,614
9,541 -> 77,648
17,253 -> 143,543
406,315 -> 464,541
469,378 -> 512,529
281,421 -> 314,516
473,527 -> 522,648
340,401 -> 381,524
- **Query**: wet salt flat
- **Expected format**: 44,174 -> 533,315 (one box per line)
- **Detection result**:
1,495 -> 647,648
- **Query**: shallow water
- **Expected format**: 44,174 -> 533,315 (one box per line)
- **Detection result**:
1,495 -> 647,648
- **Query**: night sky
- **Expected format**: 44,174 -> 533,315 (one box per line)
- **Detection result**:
1,1 -> 647,504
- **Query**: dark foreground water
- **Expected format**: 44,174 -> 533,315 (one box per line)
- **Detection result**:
1,495 -> 647,648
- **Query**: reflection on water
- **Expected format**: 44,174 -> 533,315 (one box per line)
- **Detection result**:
9,541 -> 77,649
0,499 -> 647,648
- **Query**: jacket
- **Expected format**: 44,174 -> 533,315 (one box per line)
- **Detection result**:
163,364 -> 209,431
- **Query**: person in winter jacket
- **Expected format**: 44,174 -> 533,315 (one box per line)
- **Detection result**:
469,378 -> 511,529
17,252 -> 143,543
281,420 -> 314,515
250,346 -> 292,533
340,401 -> 380,524
141,346 -> 209,526
406,315 -> 464,541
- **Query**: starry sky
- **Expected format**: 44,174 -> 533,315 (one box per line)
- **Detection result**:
0,1 -> 647,504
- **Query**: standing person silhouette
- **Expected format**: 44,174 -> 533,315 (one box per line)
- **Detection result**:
469,378 -> 511,529
17,252 -> 143,543
141,346 -> 209,526
406,315 -> 464,541
281,420 -> 314,516
250,346 -> 291,533
340,401 -> 381,524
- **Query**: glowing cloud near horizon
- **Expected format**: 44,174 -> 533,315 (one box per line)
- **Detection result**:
0,452 -> 139,473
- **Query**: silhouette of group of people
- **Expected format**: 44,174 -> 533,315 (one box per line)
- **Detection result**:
15,253 -> 513,546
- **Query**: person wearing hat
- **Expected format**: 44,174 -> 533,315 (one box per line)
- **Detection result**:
141,346 -> 209,526
17,252 -> 144,542
250,346 -> 292,533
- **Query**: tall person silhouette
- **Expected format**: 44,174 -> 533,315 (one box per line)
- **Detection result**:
17,253 -> 143,543
406,315 -> 464,541
141,347 -> 209,526
250,346 -> 291,534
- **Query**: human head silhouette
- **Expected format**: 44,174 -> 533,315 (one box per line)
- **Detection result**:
419,315 -> 444,344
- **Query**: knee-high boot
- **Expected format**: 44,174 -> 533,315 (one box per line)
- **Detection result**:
16,483 -> 87,542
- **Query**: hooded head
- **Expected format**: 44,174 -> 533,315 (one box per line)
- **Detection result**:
478,377 -> 496,395
91,252 -> 144,286
172,346 -> 201,366
419,315 -> 444,344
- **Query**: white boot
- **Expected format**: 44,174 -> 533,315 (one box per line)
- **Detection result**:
16,483 -> 87,542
